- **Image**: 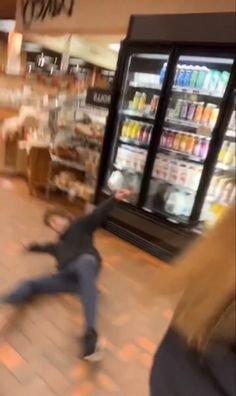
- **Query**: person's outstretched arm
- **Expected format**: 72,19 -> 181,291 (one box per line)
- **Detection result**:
25,242 -> 57,256
84,190 -> 131,232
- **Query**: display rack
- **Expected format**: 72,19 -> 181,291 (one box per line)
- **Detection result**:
46,94 -> 108,203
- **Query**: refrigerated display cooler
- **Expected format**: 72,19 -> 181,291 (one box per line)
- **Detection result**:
96,13 -> 236,261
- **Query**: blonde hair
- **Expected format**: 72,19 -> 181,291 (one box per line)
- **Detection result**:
171,204 -> 235,349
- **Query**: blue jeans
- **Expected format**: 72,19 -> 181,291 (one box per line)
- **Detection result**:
2,254 -> 100,330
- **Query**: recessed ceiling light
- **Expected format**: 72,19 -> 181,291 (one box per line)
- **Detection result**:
109,43 -> 120,52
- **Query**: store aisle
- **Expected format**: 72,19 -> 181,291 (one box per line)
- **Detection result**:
0,178 -> 173,396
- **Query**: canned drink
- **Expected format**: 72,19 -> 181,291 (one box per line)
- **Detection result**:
187,101 -> 197,121
194,102 -> 205,123
180,100 -> 189,119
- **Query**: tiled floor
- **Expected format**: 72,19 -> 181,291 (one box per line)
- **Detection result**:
0,178 -> 174,396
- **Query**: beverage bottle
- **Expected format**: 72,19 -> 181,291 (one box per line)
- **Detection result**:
183,65 -> 193,87
194,102 -> 205,124
218,141 -> 229,162
142,126 -> 150,144
121,121 -> 129,137
202,69 -> 212,91
173,132 -> 182,151
150,94 -> 159,115
174,99 -> 183,118
193,137 -> 201,157
196,66 -> 208,90
217,71 -> 230,95
174,64 -> 181,85
199,138 -> 210,159
186,134 -> 195,154
132,92 -> 141,111
223,142 -> 235,165
201,103 -> 215,126
130,122 -> 138,140
159,62 -> 167,84
209,70 -> 221,92
138,93 -> 147,112
126,121 -> 134,139
179,134 -> 187,152
167,132 -> 175,149
180,100 -> 189,119
187,101 -> 197,121
137,125 -> 145,142
160,130 -> 168,147
190,65 -> 200,88
209,107 -> 219,129
177,65 -> 187,86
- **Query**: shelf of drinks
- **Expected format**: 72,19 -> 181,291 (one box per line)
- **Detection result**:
165,116 -> 209,130
163,127 -> 211,140
129,81 -> 162,90
158,147 -> 205,164
113,163 -> 144,175
119,109 -> 155,122
216,162 -> 235,172
119,137 -> 148,149
172,85 -> 223,98
50,153 -> 85,172
151,177 -> 197,194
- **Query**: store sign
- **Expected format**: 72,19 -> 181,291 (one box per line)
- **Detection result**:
20,0 -> 74,26
86,88 -> 111,109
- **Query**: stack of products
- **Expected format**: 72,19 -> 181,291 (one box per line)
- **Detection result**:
153,153 -> 203,190
129,92 -> 159,115
121,120 -> 152,144
173,99 -> 219,128
160,130 -> 209,159
115,145 -> 146,173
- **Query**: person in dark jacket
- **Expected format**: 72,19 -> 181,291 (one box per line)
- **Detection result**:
150,204 -> 235,396
0,190 -> 130,360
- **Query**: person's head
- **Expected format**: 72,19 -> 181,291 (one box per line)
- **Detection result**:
44,208 -> 73,234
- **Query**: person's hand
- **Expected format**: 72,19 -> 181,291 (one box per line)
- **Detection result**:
115,189 -> 132,201
21,240 -> 37,251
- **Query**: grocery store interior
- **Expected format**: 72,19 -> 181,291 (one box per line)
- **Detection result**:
0,1 -> 235,396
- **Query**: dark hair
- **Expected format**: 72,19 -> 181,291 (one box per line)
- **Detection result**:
44,208 -> 74,227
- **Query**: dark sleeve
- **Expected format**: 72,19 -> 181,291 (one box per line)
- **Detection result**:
27,242 -> 56,256
84,197 -> 116,231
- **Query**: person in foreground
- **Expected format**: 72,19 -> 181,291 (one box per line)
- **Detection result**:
0,190 -> 130,361
150,204 -> 235,396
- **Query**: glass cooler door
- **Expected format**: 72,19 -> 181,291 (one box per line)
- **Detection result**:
103,52 -> 170,204
144,55 -> 234,222
201,90 -> 235,226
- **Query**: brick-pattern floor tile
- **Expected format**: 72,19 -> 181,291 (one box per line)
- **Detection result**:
0,178 -> 174,396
